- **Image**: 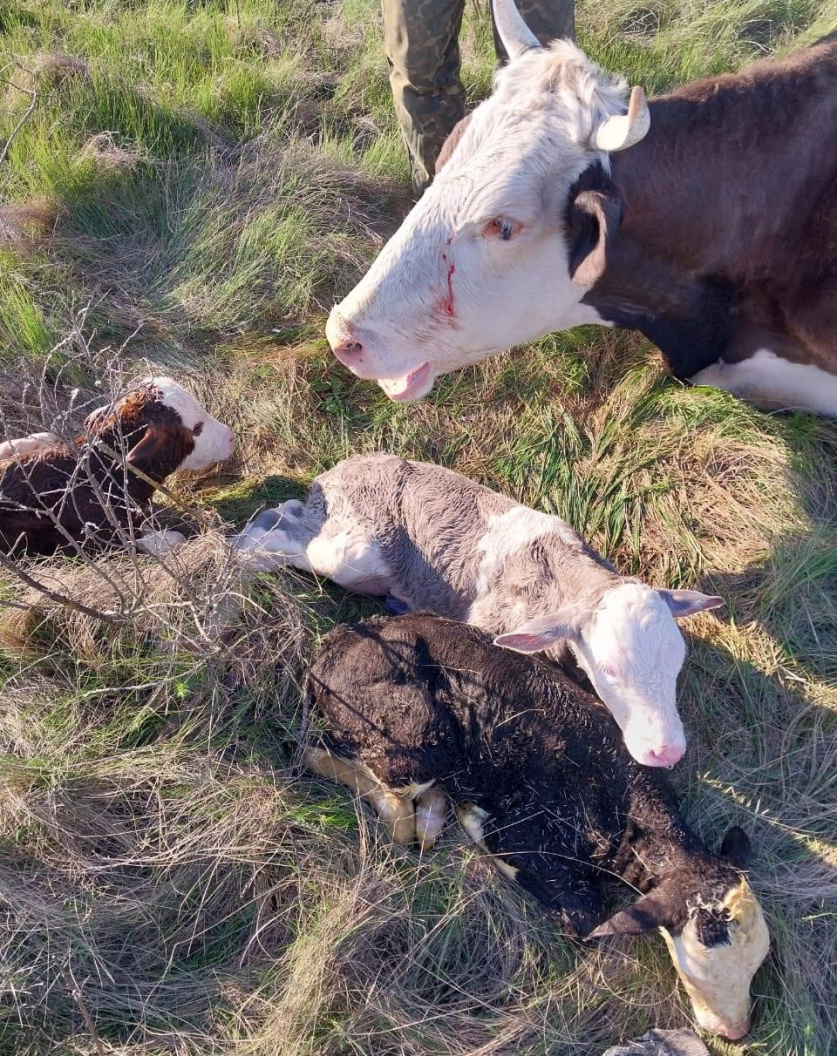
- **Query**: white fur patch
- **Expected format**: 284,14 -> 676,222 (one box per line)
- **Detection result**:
306,527 -> 392,594
237,519 -> 393,594
145,376 -> 235,470
690,350 -> 837,417
468,506 -> 580,623
0,431 -> 62,461
573,583 -> 687,767
662,881 -> 770,1039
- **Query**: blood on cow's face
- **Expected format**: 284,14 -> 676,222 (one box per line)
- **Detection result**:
326,41 -> 646,402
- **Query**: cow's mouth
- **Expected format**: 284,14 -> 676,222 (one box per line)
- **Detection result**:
378,361 -> 434,402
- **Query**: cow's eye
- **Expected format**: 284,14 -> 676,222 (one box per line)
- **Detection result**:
482,218 -> 517,241
193,421 -> 204,436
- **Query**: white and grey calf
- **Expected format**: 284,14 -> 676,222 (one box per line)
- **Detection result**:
235,454 -> 723,766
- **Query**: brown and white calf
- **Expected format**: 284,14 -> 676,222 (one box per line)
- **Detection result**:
234,454 -> 723,766
307,613 -> 771,1041
0,377 -> 234,557
326,0 -> 837,415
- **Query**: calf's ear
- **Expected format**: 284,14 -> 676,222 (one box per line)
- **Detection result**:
586,890 -> 675,938
719,826 -> 752,870
566,165 -> 622,287
494,607 -> 585,653
657,588 -> 725,619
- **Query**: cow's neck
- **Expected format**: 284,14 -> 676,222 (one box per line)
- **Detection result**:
581,57 -> 837,379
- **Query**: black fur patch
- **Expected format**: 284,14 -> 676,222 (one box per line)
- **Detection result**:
692,902 -> 733,948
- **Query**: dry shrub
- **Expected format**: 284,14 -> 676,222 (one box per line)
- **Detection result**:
0,534 -> 311,721
80,132 -> 144,172
28,51 -> 90,86
0,200 -> 57,246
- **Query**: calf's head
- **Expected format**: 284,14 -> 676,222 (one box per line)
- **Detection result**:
494,583 -> 724,767
590,828 -> 770,1040
326,0 -> 649,401
85,377 -> 235,477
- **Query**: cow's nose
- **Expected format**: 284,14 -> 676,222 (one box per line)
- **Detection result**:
332,337 -> 365,366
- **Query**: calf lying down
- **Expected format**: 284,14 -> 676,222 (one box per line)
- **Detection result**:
0,377 -> 235,557
307,614 -> 770,1041
236,454 -> 723,766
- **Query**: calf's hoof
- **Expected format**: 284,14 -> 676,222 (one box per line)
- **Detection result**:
138,529 -> 187,557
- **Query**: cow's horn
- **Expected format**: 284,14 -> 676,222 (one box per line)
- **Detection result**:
492,0 -> 542,61
592,86 -> 651,152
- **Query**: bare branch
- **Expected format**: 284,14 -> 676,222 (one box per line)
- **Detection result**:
0,550 -> 124,623
0,62 -> 38,168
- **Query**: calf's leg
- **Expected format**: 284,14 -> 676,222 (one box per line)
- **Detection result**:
304,746 -> 416,844
415,784 -> 447,849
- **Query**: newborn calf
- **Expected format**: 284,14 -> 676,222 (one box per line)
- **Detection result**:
307,614 -> 770,1041
0,377 -> 234,557
236,454 -> 722,766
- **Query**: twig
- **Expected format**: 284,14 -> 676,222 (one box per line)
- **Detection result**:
94,440 -> 223,531
0,550 -> 124,623
0,62 -> 38,167
59,963 -> 107,1056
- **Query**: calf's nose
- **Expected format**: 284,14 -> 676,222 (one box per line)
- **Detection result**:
640,743 -> 685,768
719,1021 -> 750,1041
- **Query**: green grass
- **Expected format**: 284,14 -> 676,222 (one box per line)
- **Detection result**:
1,1 -> 836,1054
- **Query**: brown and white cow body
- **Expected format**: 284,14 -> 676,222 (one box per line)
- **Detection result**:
326,1 -> 837,415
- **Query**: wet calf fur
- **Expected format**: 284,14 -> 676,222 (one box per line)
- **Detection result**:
236,454 -> 723,766
307,614 -> 770,1040
0,377 -> 235,557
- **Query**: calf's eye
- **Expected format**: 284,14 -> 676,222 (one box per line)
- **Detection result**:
193,422 -> 204,436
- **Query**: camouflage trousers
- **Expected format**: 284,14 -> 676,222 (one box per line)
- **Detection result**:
382,0 -> 575,194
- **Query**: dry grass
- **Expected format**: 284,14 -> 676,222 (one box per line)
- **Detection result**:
1,1 -> 836,1054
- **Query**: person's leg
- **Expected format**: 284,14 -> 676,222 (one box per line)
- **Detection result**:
493,0 -> 575,61
383,0 -> 467,195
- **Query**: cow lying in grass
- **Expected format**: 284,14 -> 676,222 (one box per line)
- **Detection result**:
306,613 -> 770,1041
235,454 -> 723,766
0,377 -> 235,557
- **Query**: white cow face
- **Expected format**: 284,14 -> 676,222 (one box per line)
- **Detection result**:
494,583 -> 724,768
590,828 -> 770,1041
326,40 -> 649,402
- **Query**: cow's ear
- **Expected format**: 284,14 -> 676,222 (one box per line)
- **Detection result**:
657,589 -> 725,619
493,606 -> 586,653
436,114 -> 473,173
566,168 -> 622,287
587,889 -> 676,938
719,826 -> 753,870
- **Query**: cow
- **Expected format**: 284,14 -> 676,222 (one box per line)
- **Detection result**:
306,613 -> 771,1040
325,0 -> 837,416
0,377 -> 235,557
234,454 -> 724,767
